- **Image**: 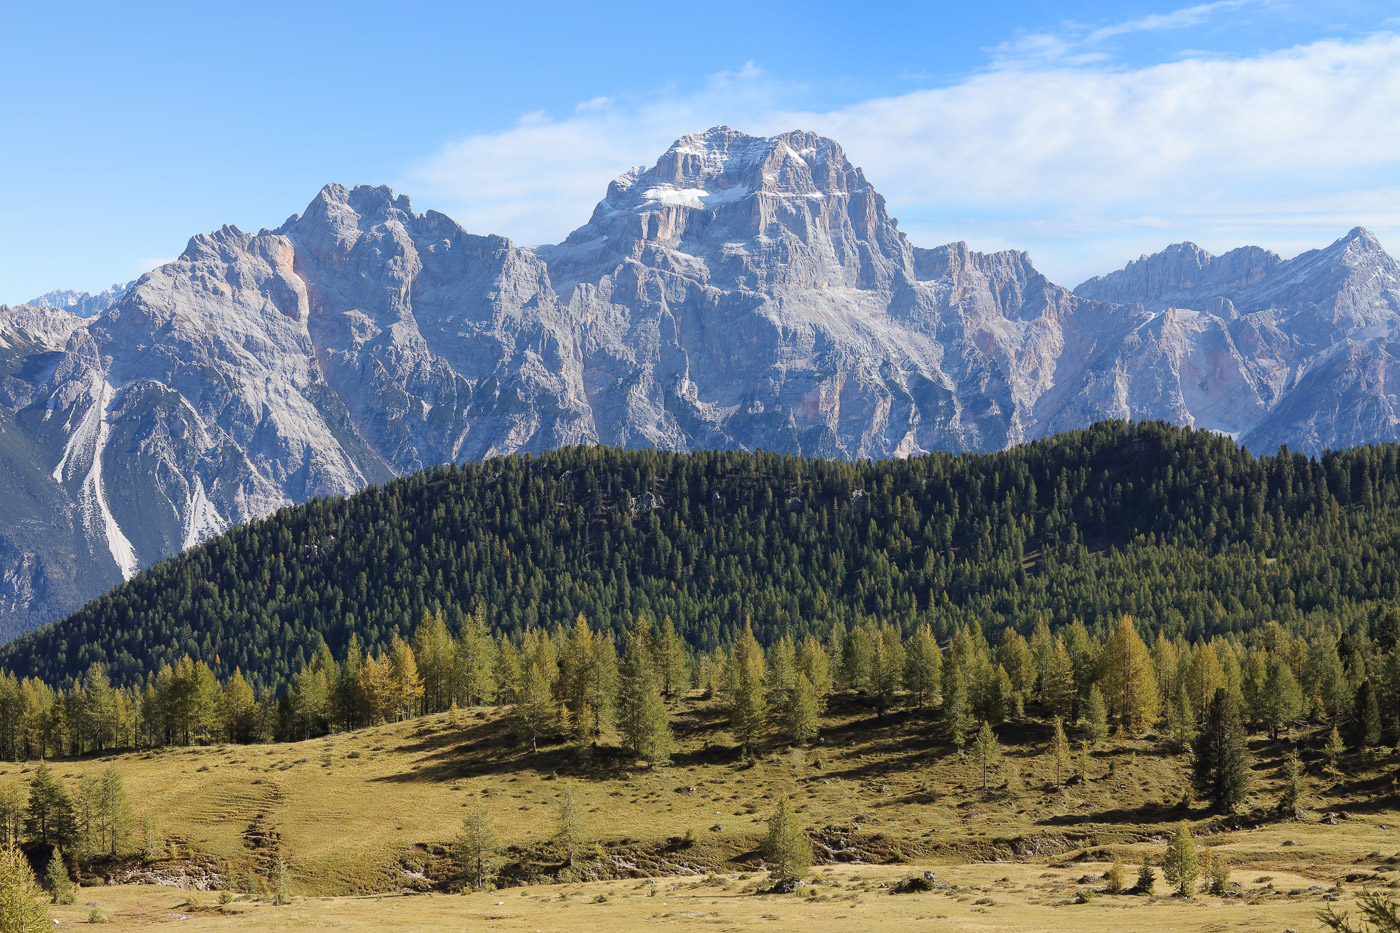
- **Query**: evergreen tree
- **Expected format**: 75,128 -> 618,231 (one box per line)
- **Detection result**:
1352,680 -> 1383,750
762,797 -> 811,887
454,804 -> 498,892
0,844 -> 48,931
1135,854 -> 1156,894
1192,687 -> 1251,812
23,765 -> 76,852
42,850 -> 73,906
972,721 -> 1002,792
1161,822 -> 1199,897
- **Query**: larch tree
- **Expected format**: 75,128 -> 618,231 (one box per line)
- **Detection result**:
903,624 -> 943,708
0,843 -> 48,931
1101,615 -> 1160,734
762,797 -> 812,888
972,721 -> 1002,792
512,660 -> 556,753
653,616 -> 689,700
617,620 -> 673,765
1162,822 -> 1199,897
555,785 -> 585,867
796,636 -> 833,709
1050,716 -> 1071,786
1083,685 -> 1109,747
726,622 -> 768,752
454,804 -> 498,891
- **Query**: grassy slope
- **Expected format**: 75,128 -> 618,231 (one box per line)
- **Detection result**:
6,694 -> 1397,932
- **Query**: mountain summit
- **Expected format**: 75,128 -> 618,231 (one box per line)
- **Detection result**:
1,127 -> 1398,638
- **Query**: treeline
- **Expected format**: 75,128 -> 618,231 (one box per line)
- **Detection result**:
3,598 -> 1397,771
6,421 -> 1400,693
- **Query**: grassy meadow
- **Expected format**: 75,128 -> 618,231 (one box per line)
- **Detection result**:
4,692 -> 1397,930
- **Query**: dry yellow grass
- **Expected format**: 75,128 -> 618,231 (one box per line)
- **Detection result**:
51,862 -> 1353,932
3,693 -> 1397,931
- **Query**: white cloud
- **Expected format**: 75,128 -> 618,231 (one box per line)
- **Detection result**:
401,33 -> 1400,285
1087,0 -> 1257,42
575,96 -> 615,112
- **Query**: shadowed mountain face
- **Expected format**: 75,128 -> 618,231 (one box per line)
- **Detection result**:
2,125 -> 1398,638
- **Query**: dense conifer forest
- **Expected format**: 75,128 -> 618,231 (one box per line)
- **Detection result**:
3,419 -> 1400,696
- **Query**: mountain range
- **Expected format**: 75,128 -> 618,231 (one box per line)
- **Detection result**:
2,125 -> 1398,640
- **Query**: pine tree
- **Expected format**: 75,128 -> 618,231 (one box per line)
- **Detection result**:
556,785 -> 585,867
1050,716 -> 1071,786
1352,680 -> 1383,750
454,804 -> 498,891
1187,683 -> 1254,806
23,765 -> 77,852
1192,687 -> 1251,812
1135,854 -> 1156,894
1083,685 -> 1109,748
0,844 -> 49,931
1161,822 -> 1199,897
43,850 -> 73,906
387,634 -> 424,722
762,797 -> 812,888
972,721 -> 1002,792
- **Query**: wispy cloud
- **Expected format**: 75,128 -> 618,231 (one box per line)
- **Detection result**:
402,31 -> 1400,285
1087,0 -> 1258,42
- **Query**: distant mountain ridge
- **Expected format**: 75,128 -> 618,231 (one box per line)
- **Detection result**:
24,281 -> 133,318
1,125 -> 1398,639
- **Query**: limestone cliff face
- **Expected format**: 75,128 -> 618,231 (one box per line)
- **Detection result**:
2,126 -> 1397,638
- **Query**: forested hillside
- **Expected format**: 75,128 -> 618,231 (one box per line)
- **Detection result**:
3,420 -> 1399,691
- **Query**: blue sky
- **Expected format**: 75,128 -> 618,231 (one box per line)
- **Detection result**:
1,0 -> 1397,303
